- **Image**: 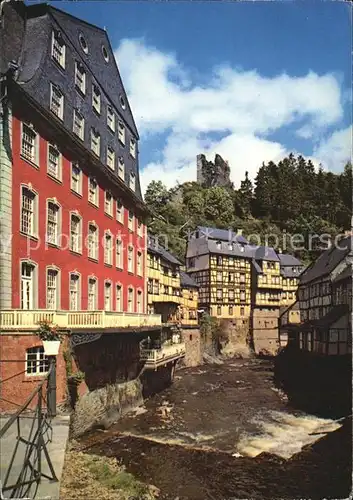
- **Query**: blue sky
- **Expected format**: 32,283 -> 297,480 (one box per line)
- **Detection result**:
49,0 -> 352,192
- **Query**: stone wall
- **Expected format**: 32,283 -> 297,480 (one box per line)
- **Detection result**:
71,378 -> 143,437
252,308 -> 280,355
181,328 -> 202,367
218,318 -> 252,358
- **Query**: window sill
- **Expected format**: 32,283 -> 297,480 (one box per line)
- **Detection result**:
70,249 -> 82,256
46,241 -> 61,249
88,201 -> 99,209
116,219 -> 124,225
71,189 -> 83,198
104,212 -> 113,219
116,266 -> 123,271
75,85 -> 86,98
20,232 -> 38,241
88,257 -> 99,263
104,263 -> 113,268
20,155 -> 39,169
50,109 -> 64,121
128,271 -> 134,276
47,173 -> 63,184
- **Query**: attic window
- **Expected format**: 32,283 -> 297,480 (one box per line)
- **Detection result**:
216,241 -> 221,250
51,31 -> 65,68
119,95 -> 126,110
79,33 -> 88,54
240,245 -> 245,252
102,45 -> 109,62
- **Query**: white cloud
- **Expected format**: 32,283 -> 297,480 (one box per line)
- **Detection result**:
114,39 -> 347,193
313,125 -> 352,171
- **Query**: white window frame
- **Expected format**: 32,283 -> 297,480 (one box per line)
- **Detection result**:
90,128 -> 100,157
104,191 -> 113,217
69,272 -> 81,311
116,283 -> 123,312
106,146 -> 115,170
104,280 -> 112,311
70,212 -> 82,254
137,251 -> 142,276
46,266 -> 60,310
116,237 -> 123,269
128,210 -> 134,231
26,347 -> 49,376
118,156 -> 125,180
104,231 -> 113,266
92,83 -> 101,114
50,83 -> 64,120
88,223 -> 99,261
21,123 -> 39,165
20,260 -> 38,310
137,289 -> 143,313
129,172 -> 136,191
116,199 -> 124,223
88,177 -> 99,206
130,138 -> 136,158
127,286 -> 134,313
47,143 -> 62,181
118,120 -> 125,145
21,186 -> 38,237
128,245 -> 134,274
51,30 -> 65,69
46,199 -> 61,246
73,109 -> 85,140
107,105 -> 115,132
71,163 -> 82,195
75,61 -> 86,94
137,219 -> 143,237
88,276 -> 98,311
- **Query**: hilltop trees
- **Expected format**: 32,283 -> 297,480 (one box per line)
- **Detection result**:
144,154 -> 351,264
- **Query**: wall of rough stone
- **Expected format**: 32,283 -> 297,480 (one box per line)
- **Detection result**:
71,378 -> 144,437
181,328 -> 202,367
218,318 -> 252,358
252,308 -> 280,355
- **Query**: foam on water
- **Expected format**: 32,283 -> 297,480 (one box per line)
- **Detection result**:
236,410 -> 342,459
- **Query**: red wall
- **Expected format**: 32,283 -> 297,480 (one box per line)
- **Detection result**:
11,113 -> 146,312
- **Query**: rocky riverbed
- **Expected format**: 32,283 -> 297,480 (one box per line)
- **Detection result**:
77,358 -> 352,499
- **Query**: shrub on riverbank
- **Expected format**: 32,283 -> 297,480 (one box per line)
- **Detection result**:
60,442 -> 159,499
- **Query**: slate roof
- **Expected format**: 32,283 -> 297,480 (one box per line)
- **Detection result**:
332,265 -> 352,283
253,246 -> 280,262
278,254 -> 302,266
2,2 -> 143,201
300,236 -> 352,285
147,236 -> 182,266
195,226 -> 248,245
180,271 -> 199,289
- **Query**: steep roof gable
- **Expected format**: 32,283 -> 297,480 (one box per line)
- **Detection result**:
48,6 -> 138,137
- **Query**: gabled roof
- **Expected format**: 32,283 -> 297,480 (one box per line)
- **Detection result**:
300,236 -> 352,285
253,246 -> 280,262
180,271 -> 199,289
147,236 -> 182,266
278,254 -> 302,266
332,265 -> 352,283
195,226 -> 248,245
207,240 -> 254,259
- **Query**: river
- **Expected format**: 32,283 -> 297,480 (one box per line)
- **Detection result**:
79,358 -> 352,499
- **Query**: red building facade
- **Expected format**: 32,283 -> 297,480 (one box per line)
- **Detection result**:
0,1 -> 160,412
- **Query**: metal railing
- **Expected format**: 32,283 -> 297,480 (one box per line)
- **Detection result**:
0,360 -> 57,498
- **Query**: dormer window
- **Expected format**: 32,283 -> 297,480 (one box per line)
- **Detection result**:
73,109 -> 84,140
118,121 -> 125,145
106,146 -> 115,170
51,30 -> 65,68
228,242 -> 234,251
50,84 -> 64,120
240,245 -> 245,253
107,105 -> 115,132
92,84 -> 101,114
75,61 -> 86,94
90,128 -> 100,157
216,240 -> 221,250
118,157 -> 125,180
130,138 -> 136,158
129,172 -> 136,191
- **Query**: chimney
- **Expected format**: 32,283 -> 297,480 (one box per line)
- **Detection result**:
278,248 -> 282,254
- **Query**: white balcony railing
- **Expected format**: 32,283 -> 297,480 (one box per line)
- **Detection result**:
0,310 -> 161,331
140,342 -> 186,368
